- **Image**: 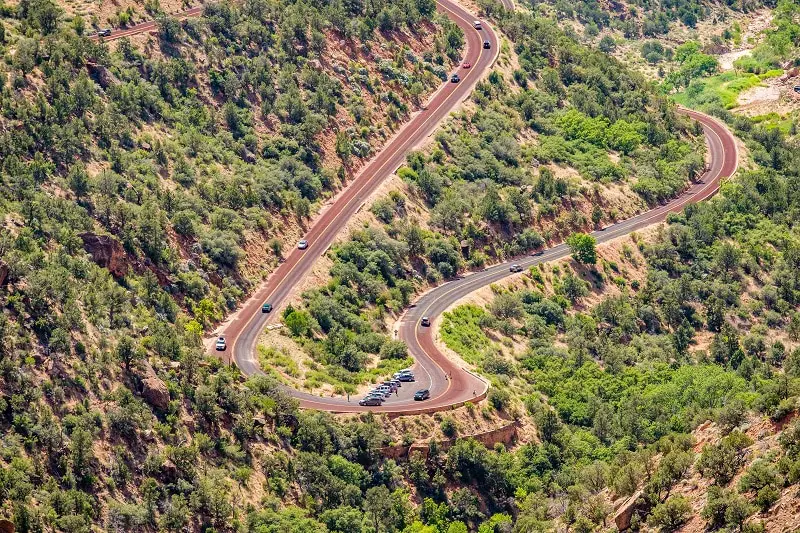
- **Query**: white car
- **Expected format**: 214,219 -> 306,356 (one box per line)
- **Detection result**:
374,386 -> 392,397
215,337 -> 227,351
298,239 -> 309,249
473,20 -> 482,30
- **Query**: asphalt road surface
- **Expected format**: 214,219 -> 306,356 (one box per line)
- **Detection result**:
189,2 -> 740,413
219,0 -> 501,411
88,7 -> 203,42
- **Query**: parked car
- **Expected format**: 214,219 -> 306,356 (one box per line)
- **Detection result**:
473,20 -> 482,29
397,373 -> 415,382
483,40 -> 491,49
359,397 -> 382,406
420,317 -> 431,327
450,73 -> 460,83
414,389 -> 430,401
375,386 -> 392,397
794,85 -> 800,94
97,28 -> 112,37
509,264 -> 523,273
383,381 -> 398,392
298,239 -> 309,249
261,303 -> 272,313
215,337 -> 227,351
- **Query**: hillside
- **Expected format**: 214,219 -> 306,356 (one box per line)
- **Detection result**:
256,6 -> 707,395
0,0 -> 799,530
428,85 -> 800,529
0,0 -> 469,529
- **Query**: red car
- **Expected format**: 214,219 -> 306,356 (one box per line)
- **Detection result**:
462,61 -> 471,69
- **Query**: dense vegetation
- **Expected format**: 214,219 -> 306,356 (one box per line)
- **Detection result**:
0,0 -> 459,355
0,0 -> 797,529
274,7 -> 705,390
0,0 -> 470,529
512,0 -> 775,41
435,77 -> 800,528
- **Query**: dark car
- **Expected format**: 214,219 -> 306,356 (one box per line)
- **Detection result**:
414,389 -> 430,401
794,85 -> 800,94
483,40 -> 491,49
98,28 -> 112,37
397,373 -> 415,382
420,316 -> 431,327
261,303 -> 272,313
533,250 -> 544,256
450,73 -> 460,83
359,397 -> 383,406
509,264 -> 523,273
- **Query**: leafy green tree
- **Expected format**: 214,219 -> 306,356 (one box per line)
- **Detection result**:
649,496 -> 691,532
567,233 -> 597,264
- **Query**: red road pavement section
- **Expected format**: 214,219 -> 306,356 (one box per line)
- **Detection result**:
159,0 -> 739,414
392,107 -> 738,415
88,6 -> 203,42
222,1 -> 500,388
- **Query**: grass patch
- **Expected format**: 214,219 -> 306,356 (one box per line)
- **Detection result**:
258,345 -> 300,380
751,112 -> 795,134
672,70 -> 783,109
440,304 -> 497,365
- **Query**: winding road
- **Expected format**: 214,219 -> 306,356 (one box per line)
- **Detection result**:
156,1 -> 739,413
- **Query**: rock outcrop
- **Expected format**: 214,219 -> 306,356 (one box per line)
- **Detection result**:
138,362 -> 170,411
614,490 -> 644,531
80,232 -> 129,278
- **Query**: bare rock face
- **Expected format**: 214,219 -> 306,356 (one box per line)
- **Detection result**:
138,362 -> 170,411
80,232 -> 129,278
614,490 -> 644,531
160,459 -> 179,483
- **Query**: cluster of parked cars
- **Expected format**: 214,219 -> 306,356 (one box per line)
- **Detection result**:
358,370 -> 425,406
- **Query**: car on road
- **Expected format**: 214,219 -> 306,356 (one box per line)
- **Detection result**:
261,303 -> 272,313
794,85 -> 800,94
509,264 -> 523,273
97,28 -> 112,37
215,337 -> 227,351
450,73 -> 460,83
420,316 -> 430,327
359,397 -> 382,406
414,389 -> 430,401
473,20 -> 482,29
483,40 -> 491,49
298,239 -> 309,249
532,250 -> 544,256
462,61 -> 471,69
